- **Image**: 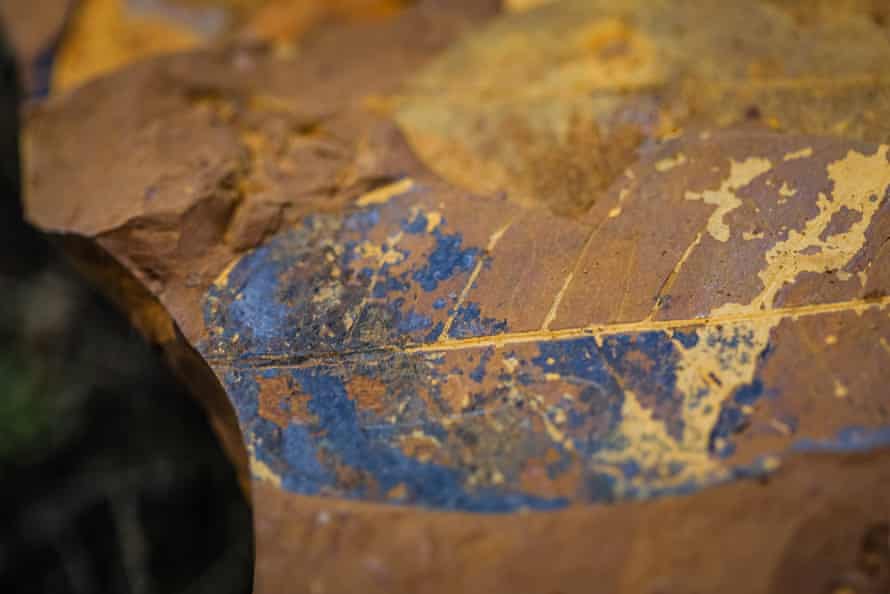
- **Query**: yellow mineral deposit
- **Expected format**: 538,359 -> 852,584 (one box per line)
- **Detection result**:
683,158 -> 772,243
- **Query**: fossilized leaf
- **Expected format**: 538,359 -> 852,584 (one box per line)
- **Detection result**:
202,130 -> 890,510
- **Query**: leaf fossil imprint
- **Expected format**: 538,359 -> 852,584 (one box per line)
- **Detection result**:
202,130 -> 890,509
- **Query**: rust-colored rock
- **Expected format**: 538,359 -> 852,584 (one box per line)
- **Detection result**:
21,1 -> 890,593
49,0 -> 417,94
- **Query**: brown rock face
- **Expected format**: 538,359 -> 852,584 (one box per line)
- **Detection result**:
22,1 -> 890,593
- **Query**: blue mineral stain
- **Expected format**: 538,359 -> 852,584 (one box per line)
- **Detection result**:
600,331 -> 684,441
344,207 -> 380,232
619,460 -> 641,479
424,321 -> 445,343
469,348 -> 495,383
532,338 -> 625,450
531,337 -> 624,410
341,240 -> 360,266
708,379 -> 767,457
223,369 -> 259,426
219,248 -> 292,343
585,472 -> 618,503
733,379 -> 764,406
280,423 -> 334,494
545,445 -> 576,480
673,329 -> 699,349
707,325 -> 755,352
251,416 -> 280,452
276,366 -> 567,511
204,200 -> 890,513
401,211 -> 430,234
708,406 -> 744,457
792,425 -> 890,453
447,302 -> 508,339
372,272 -> 409,298
397,309 -> 433,334
411,230 -> 479,292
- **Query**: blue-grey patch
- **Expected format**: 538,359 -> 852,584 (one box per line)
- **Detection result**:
424,321 -> 445,342
411,230 -> 479,292
600,331 -> 684,440
401,211 -> 431,234
448,302 -> 508,339
280,423 -> 334,494
708,379 -> 767,457
344,207 -> 380,232
469,347 -> 495,383
286,366 -> 566,511
397,309 -> 433,334
792,426 -> 890,453
672,330 -> 699,349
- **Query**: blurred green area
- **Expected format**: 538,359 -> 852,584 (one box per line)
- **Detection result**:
0,345 -> 63,461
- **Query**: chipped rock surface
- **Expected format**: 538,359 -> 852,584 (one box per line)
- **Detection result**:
22,1 -> 890,593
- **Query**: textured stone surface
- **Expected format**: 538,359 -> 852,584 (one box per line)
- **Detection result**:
22,1 -> 890,592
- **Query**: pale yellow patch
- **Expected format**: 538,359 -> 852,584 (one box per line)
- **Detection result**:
559,19 -> 662,94
685,158 -> 772,242
248,444 -> 282,488
762,456 -> 781,471
716,146 -> 890,314
311,283 -> 343,305
424,211 -> 443,233
356,232 -> 405,265
356,178 -> 415,207
213,258 -> 240,289
608,207 -> 623,218
834,380 -> 849,398
595,320 -> 771,495
504,0 -> 557,11
655,153 -> 688,172
778,182 -> 796,198
783,147 -> 814,161
824,334 -> 838,345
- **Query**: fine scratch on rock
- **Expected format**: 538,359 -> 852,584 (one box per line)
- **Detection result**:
614,241 -> 638,321
540,189 -> 633,330
646,231 -> 704,321
541,271 -> 574,331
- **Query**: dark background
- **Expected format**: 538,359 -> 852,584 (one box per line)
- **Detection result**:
0,28 -> 253,594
